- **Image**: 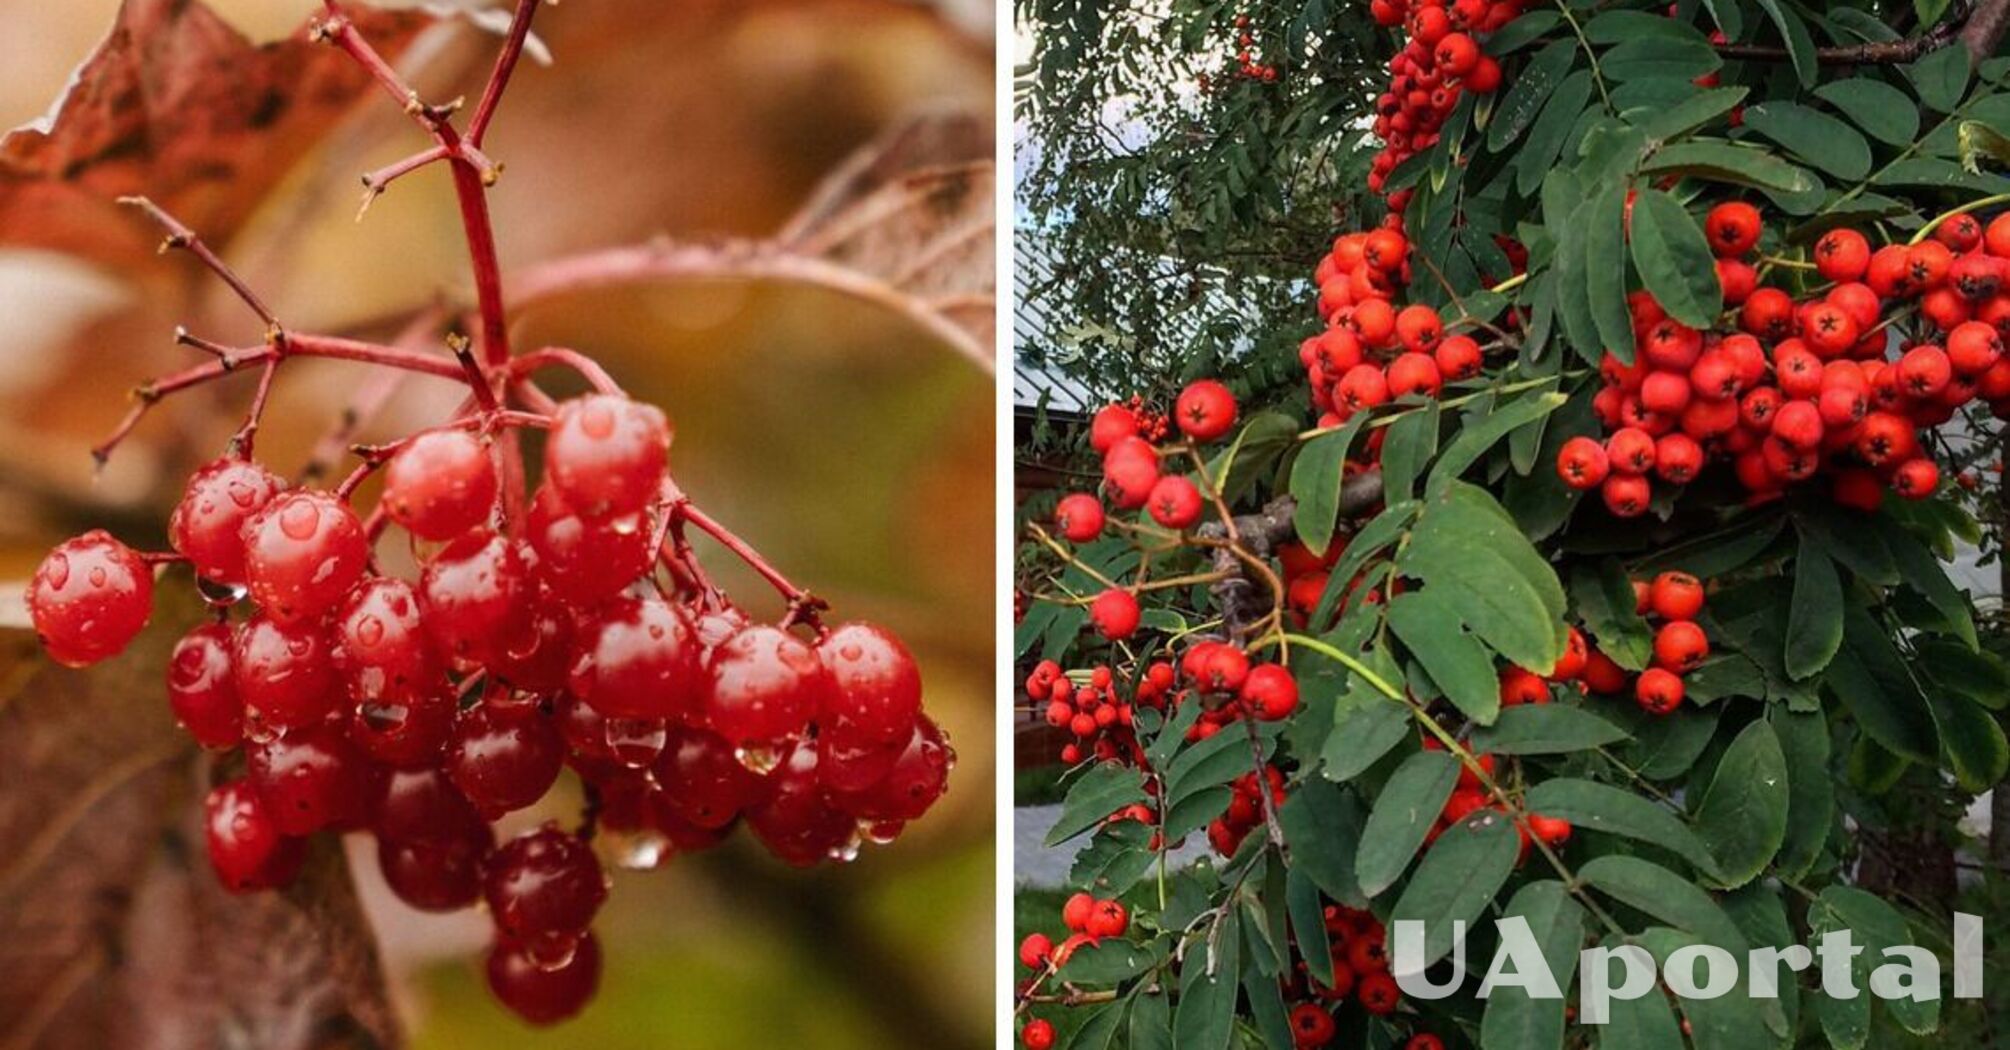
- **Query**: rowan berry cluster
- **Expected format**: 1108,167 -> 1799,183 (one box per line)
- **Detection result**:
1279,903 -> 1447,1047
21,4 -> 947,1026
1301,227 -> 1493,424
1558,205 -> 2010,515
1364,0 -> 1519,202
1015,894 -> 1133,1048
1027,658 -> 1168,765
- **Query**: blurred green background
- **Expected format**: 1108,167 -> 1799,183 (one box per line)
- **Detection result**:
0,1 -> 995,1047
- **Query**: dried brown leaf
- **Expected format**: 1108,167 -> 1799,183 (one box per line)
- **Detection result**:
0,589 -> 397,1050
0,0 -> 434,264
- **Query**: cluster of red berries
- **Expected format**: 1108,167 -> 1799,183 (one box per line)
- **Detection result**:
26,393 -> 948,1025
1363,0 -> 1518,201
1281,904 -> 1446,1048
1061,378 -> 1239,540
1623,571 -> 1711,715
1557,205 -> 2010,516
1015,893 -> 1134,1049
1205,762 -> 1288,857
1026,659 -> 1163,765
1300,227 -> 1495,426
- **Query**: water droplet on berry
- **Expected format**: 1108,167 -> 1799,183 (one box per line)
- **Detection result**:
43,551 -> 70,589
88,566 -> 107,588
527,930 -> 581,972
195,576 -> 247,606
580,401 -> 617,439
838,643 -> 863,661
607,828 -> 671,871
608,514 -> 641,537
603,718 -> 666,768
279,499 -> 321,541
827,829 -> 864,864
227,480 -> 259,507
860,818 -> 901,846
355,614 -> 385,647
733,743 -> 784,776
359,702 -> 409,732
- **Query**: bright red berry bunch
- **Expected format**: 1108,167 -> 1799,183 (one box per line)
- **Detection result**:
1275,902 -> 1448,1047
1026,659 -> 1165,765
1301,227 -> 1501,428
1363,0 -> 1519,202
1015,893 -> 1133,1046
23,2 -> 948,1027
1558,207 -> 2010,516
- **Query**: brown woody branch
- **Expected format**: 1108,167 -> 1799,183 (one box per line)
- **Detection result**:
1712,0 -> 2010,65
1191,469 -> 1384,638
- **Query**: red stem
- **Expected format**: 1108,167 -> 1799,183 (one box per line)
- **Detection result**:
509,346 -> 624,395
467,0 -> 543,147
676,500 -> 827,623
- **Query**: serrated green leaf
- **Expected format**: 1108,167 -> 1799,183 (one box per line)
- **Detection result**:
1910,43 -> 1972,111
1524,778 -> 1716,874
1389,811 -> 1520,966
1470,703 -> 1630,754
1643,141 -> 1819,192
1814,77 -> 1920,145
1379,401 -> 1440,501
1519,71 -> 1596,197
1397,482 -> 1568,672
1585,181 -> 1637,363
1771,707 -> 1832,881
1579,855 -> 1747,951
1429,390 -> 1567,492
1692,719 -> 1789,888
1174,911 -> 1239,1050
1785,542 -> 1843,680
1280,779 -> 1367,906
1635,85 -> 1749,142
1629,188 -> 1723,327
1047,763 -> 1149,846
1480,881 -> 1584,1050
1741,101 -> 1872,180
1490,38 -> 1578,152
1753,0 -> 1818,85
1291,417 -> 1367,556
1387,590 -> 1502,724
1356,750 -> 1461,898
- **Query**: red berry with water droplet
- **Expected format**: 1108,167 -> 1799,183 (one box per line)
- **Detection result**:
653,726 -> 767,829
246,723 -> 378,836
240,490 -> 369,623
27,530 -> 153,667
487,930 -> 601,1026
484,824 -> 608,945
525,482 -> 652,607
233,612 -> 339,732
204,779 -> 304,893
568,596 -> 702,721
333,577 -> 439,704
382,428 -> 497,540
170,457 -> 282,586
166,622 -> 243,748
704,624 -> 827,746
419,529 -> 527,666
816,621 -> 923,750
446,702 -> 564,818
544,394 -> 670,519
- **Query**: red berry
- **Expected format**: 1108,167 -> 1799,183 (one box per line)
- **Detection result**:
653,726 -> 766,829
485,824 -> 608,948
1241,663 -> 1300,721
1090,588 -> 1141,640
744,740 -> 855,866
1019,932 -> 1054,969
350,683 -> 457,769
1147,474 -> 1205,528
382,429 -> 497,540
26,530 -> 153,667
1290,1003 -> 1336,1048
544,394 -> 670,519
169,457 -> 282,586
524,482 -> 652,608
204,779 -> 304,893
1089,404 -> 1139,453
1022,1019 -> 1057,1050
246,723 -> 377,835
1647,571 -> 1706,620
1704,201 -> 1762,257
240,490 -> 369,624
1893,457 -> 1941,499
1527,813 -> 1572,845
377,826 -> 491,912
704,624 -> 827,746
1654,619 -> 1710,672
374,767 -> 486,844
1815,228 -> 1871,282
333,577 -> 440,705
1556,436 -> 1610,490
569,596 -> 704,721
487,930 -> 601,1026
166,622 -> 243,748
1054,492 -> 1106,542
1636,667 -> 1685,715
446,703 -> 564,818
233,612 -> 339,731
1175,380 -> 1239,442
419,530 -> 528,667
817,621 -> 924,749
1358,971 -> 1402,1014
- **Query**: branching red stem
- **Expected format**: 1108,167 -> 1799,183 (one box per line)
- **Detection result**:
509,346 -> 624,395
119,196 -> 278,328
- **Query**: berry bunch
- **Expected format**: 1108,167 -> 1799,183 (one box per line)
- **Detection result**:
1015,894 -> 1132,1047
1363,0 -> 1519,202
1557,206 -> 2010,515
1420,742 -> 1573,857
22,2 -> 947,1026
1277,903 -> 1416,1047
1301,227 -> 1498,427
1026,658 -> 1168,765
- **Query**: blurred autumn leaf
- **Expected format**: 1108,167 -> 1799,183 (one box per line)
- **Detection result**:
0,1 -> 995,1048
